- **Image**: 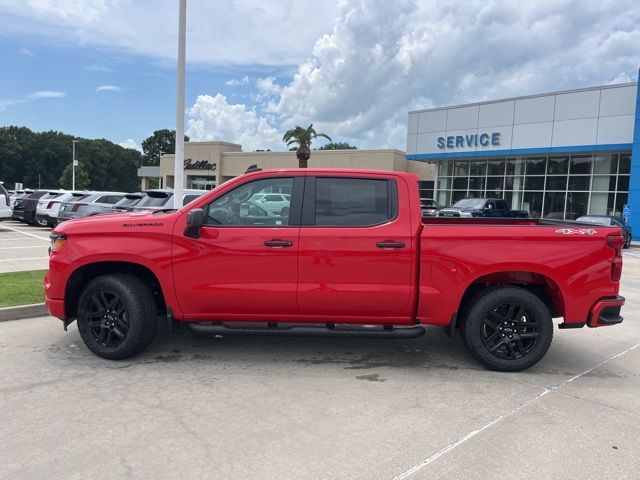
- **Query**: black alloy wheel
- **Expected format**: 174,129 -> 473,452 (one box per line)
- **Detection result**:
461,286 -> 553,371
84,291 -> 130,348
77,274 -> 158,359
480,303 -> 538,360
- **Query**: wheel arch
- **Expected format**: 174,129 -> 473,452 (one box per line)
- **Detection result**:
65,261 -> 166,320
458,270 -> 565,322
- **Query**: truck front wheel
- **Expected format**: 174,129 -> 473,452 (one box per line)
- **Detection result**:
76,274 -> 158,360
461,286 -> 553,371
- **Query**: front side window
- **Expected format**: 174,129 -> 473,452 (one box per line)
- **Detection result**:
314,178 -> 393,226
205,177 -> 293,226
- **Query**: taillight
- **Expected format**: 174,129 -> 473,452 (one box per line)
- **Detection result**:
606,233 -> 624,282
71,203 -> 84,212
46,200 -> 60,209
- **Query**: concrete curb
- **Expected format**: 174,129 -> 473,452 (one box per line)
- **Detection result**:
0,303 -> 48,322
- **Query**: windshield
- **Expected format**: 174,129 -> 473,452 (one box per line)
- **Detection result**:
137,192 -> 172,208
453,198 -> 486,209
115,195 -> 143,207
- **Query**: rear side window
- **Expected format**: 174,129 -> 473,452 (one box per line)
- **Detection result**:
314,178 -> 395,226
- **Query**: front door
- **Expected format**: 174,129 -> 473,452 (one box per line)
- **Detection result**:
172,175 -> 302,320
297,175 -> 415,324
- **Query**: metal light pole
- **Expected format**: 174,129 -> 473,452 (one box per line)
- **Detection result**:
72,140 -> 79,190
174,0 -> 186,208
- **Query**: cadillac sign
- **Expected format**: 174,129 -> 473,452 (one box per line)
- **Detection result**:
184,159 -> 216,171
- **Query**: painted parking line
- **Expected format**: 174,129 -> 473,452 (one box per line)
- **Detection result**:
0,246 -> 49,250
0,257 -> 49,262
0,224 -> 50,241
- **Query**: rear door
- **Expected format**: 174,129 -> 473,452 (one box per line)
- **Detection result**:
297,175 -> 414,323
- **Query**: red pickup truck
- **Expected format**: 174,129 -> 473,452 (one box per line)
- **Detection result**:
45,168 -> 625,371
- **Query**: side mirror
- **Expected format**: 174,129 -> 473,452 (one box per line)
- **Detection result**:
184,208 -> 205,239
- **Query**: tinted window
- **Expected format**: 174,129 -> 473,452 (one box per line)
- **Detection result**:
138,193 -> 171,208
315,178 -> 392,226
495,200 -> 508,210
183,194 -> 200,206
264,194 -> 282,202
96,195 -> 123,204
205,177 -> 293,226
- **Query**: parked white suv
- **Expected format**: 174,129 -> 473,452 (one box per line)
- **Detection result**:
35,190 -> 73,227
249,192 -> 291,215
0,182 -> 11,220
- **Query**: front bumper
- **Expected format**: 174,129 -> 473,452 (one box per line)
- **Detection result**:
587,296 -> 625,328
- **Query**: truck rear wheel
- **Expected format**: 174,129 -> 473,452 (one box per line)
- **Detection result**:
77,274 -> 157,359
461,286 -> 553,371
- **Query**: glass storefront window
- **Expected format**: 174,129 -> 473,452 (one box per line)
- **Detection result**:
525,157 -> 546,175
615,193 -> 628,216
593,154 -> 618,175
504,176 -> 524,190
486,177 -> 504,191
589,192 -> 615,216
568,176 -> 590,191
547,156 -> 569,175
437,190 -> 451,206
566,192 -> 588,217
439,161 -> 454,176
543,192 -> 566,218
453,161 -> 468,176
617,175 -> 629,191
525,176 -> 545,190
570,155 -> 593,174
469,176 -> 485,190
522,192 -> 543,218
546,176 -> 567,190
469,160 -> 487,176
468,191 -> 483,198
591,176 -> 616,192
438,177 -> 452,190
452,191 -> 468,202
453,177 -> 469,190
487,159 -> 506,176
619,155 -> 631,174
506,158 -> 525,175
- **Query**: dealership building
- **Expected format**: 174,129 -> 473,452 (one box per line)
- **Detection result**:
406,79 -> 640,239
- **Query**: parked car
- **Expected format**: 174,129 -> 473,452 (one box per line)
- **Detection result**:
438,198 -> 529,218
249,192 -> 291,216
0,182 -> 11,220
13,189 -> 50,224
46,168 -> 625,371
112,192 -> 146,212
75,193 -> 136,218
9,190 -> 30,208
576,215 -> 633,248
57,192 -> 124,224
131,188 -> 205,211
420,198 -> 440,217
35,191 -> 75,227
11,190 -> 36,220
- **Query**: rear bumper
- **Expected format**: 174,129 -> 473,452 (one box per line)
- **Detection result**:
587,296 -> 625,328
35,213 -> 56,226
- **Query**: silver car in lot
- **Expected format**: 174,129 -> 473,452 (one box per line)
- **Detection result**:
34,190 -> 71,227
57,191 -> 125,224
131,188 -> 205,211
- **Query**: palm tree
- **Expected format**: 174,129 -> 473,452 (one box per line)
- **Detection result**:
282,124 -> 331,168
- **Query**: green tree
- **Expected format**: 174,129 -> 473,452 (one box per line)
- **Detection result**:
59,163 -> 90,190
282,124 -> 331,168
318,142 -> 357,150
141,129 -> 190,166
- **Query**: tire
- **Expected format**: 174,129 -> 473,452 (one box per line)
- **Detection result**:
623,234 -> 631,249
77,274 -> 158,360
460,286 -> 553,371
280,206 -> 290,216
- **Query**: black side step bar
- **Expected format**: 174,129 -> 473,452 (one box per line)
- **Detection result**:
188,323 -> 426,339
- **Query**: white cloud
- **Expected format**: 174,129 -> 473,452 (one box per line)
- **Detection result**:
119,138 -> 141,151
85,65 -> 112,73
186,93 -> 281,151
95,85 -> 120,92
19,48 -> 33,57
225,76 -> 249,86
28,90 -> 66,99
0,0 -> 339,66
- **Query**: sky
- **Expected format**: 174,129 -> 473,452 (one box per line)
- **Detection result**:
1,0 -> 639,153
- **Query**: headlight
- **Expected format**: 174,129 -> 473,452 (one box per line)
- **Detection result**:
49,233 -> 67,254
459,212 -> 473,217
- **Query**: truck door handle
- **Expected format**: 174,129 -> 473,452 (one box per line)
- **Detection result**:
376,241 -> 405,249
264,240 -> 293,247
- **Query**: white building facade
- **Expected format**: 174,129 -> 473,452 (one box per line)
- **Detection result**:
406,79 -> 640,239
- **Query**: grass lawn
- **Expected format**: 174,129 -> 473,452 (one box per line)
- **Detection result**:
0,270 -> 47,308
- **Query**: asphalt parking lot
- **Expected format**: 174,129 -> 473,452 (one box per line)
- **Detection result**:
0,220 -> 50,273
1,251 -> 639,479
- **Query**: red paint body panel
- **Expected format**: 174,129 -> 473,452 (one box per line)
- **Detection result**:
45,168 -> 623,330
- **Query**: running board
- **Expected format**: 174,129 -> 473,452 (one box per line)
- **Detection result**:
188,322 -> 426,339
